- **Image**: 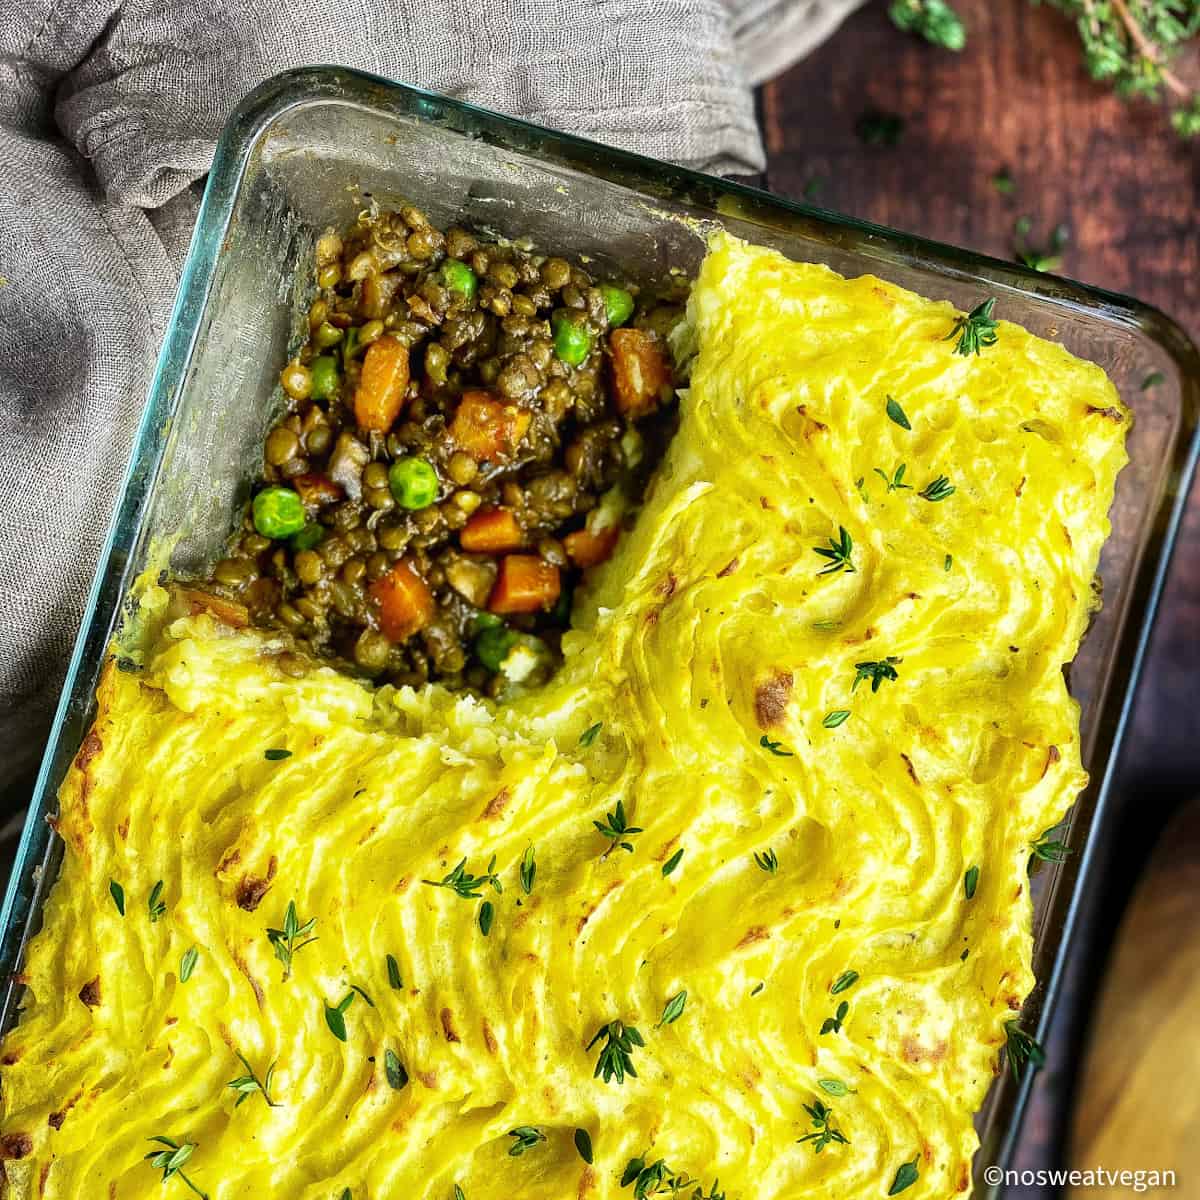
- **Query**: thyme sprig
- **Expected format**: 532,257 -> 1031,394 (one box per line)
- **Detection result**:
813,526 -> 855,575
1031,828 -> 1072,863
594,800 -> 643,856
753,848 -> 779,874
946,298 -> 998,356
227,1052 -> 280,1109
918,474 -> 956,502
423,856 -> 503,899
588,1019 -> 644,1084
852,657 -> 901,693
144,1136 -> 208,1198
266,900 -> 317,981
507,1126 -> 546,1156
620,1157 -> 726,1200
888,0 -> 966,50
796,1099 -> 850,1153
874,463 -> 913,493
148,880 -> 167,923
1004,1018 -> 1047,1079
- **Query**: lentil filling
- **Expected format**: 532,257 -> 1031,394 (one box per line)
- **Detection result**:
197,205 -> 681,696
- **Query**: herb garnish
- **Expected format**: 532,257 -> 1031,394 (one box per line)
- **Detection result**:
1014,216 -> 1068,273
874,463 -> 912,493
991,166 -> 1015,195
110,880 -> 126,916
753,848 -> 778,874
662,848 -> 684,877
386,953 -> 403,990
226,1051 -> 280,1108
423,856 -> 503,899
818,1078 -> 852,1097
964,865 -> 980,899
594,800 -> 643,856
796,1099 -> 849,1153
144,1136 -> 208,1198
885,396 -> 911,430
579,722 -> 603,747
918,474 -> 956,502
519,845 -> 536,894
813,526 -> 855,575
574,1128 -> 594,1164
324,991 -> 355,1042
657,990 -> 687,1028
822,710 -> 851,729
266,900 -> 317,981
947,297 -> 999,356
148,880 -> 167,923
820,1000 -> 849,1035
479,900 -> 495,936
507,1127 -> 546,1156
384,1047 -> 408,1090
831,970 -> 859,994
179,946 -> 198,983
349,983 -> 375,1008
264,748 -> 291,761
759,735 -> 793,757
1142,371 -> 1165,390
889,1155 -> 921,1195
888,0 -> 966,51
620,1158 -> 726,1199
1030,828 -> 1071,862
944,553 -> 953,571
852,657 -> 901,692
588,1019 -> 643,1084
1003,1019 -> 1047,1079
454,1188 -> 465,1200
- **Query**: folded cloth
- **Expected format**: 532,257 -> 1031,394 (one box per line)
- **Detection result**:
0,0 -> 865,781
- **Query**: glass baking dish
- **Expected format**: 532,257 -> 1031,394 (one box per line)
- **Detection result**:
2,66 -> 1196,1195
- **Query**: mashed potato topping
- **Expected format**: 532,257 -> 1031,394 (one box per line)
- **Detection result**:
0,235 -> 1128,1199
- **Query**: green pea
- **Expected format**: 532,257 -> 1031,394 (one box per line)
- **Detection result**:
473,610 -> 504,634
388,457 -> 439,509
309,355 -> 339,400
252,486 -> 306,539
600,285 -> 635,327
475,625 -> 518,672
552,314 -> 593,366
440,260 -> 478,301
290,521 -> 325,551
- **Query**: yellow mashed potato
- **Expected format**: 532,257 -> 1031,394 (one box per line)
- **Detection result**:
0,234 -> 1128,1199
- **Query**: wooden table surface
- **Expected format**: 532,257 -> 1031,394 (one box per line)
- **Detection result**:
761,1 -> 1200,1190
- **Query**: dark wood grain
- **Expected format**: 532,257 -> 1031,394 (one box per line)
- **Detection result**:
764,2 -> 1200,1190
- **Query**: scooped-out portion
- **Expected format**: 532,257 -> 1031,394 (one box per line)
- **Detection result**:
197,206 -> 683,697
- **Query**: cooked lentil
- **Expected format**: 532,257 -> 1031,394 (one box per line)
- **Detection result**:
201,205 -> 680,695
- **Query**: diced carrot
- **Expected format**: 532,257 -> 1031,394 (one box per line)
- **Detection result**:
354,335 -> 410,432
448,390 -> 532,462
488,555 -> 561,615
461,508 -> 524,554
609,328 -> 672,419
564,524 -> 620,568
368,558 -> 436,642
291,473 -> 343,507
